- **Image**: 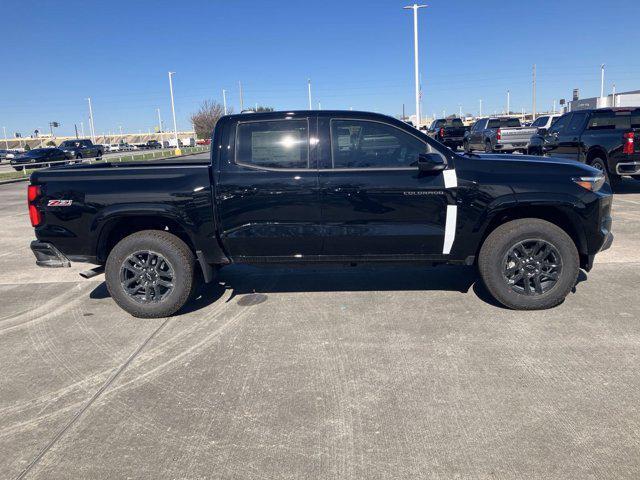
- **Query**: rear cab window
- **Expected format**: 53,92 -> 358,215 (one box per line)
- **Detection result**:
236,119 -> 309,169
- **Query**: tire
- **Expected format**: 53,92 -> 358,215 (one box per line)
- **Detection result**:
484,141 -> 493,153
96,150 -> 103,158
590,156 -> 620,188
463,140 -> 471,153
478,219 -> 579,310
105,230 -> 196,318
75,153 -> 83,160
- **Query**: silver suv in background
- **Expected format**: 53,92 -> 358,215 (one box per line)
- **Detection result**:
530,114 -> 561,136
464,117 -> 537,153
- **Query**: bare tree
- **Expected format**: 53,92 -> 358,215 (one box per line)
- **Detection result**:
190,100 -> 231,139
255,105 -> 274,112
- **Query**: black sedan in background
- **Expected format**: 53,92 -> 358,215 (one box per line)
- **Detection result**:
10,148 -> 70,171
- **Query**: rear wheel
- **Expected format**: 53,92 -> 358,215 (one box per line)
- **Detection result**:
105,230 -> 196,318
478,219 -> 579,310
590,156 -> 620,188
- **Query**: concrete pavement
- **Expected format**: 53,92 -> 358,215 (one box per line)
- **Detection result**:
1,179 -> 639,479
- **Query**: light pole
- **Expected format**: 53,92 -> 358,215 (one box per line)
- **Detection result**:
307,79 -> 312,110
2,126 -> 7,149
119,125 -> 123,137
600,64 -> 605,99
238,81 -> 244,111
479,99 -> 482,117
222,89 -> 228,115
157,108 -> 164,146
87,97 -> 96,143
404,3 -> 427,129
507,89 -> 510,114
168,71 -> 180,153
458,104 -> 462,118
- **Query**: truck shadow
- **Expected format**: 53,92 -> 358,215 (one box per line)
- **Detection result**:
614,177 -> 640,194
89,264 -> 589,314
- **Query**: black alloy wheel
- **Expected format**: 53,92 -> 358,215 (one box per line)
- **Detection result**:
120,250 -> 175,304
502,239 -> 562,296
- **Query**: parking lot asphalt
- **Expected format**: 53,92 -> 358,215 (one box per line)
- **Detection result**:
1,178 -> 639,479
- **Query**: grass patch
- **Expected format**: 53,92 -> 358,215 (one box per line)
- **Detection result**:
0,147 -> 209,182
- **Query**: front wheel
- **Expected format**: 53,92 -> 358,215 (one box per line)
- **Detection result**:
105,230 -> 196,318
478,219 -> 579,310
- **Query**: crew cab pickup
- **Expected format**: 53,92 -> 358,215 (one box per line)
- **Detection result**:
27,110 -> 613,317
58,139 -> 103,159
528,107 -> 640,187
464,117 -> 537,153
424,118 -> 468,150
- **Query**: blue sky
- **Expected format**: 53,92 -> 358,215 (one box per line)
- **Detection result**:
2,0 -> 640,137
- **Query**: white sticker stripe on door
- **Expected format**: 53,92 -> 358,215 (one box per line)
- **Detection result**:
443,205 -> 458,254
443,169 -> 457,189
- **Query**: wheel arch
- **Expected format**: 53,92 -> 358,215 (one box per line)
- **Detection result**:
477,204 -> 589,269
585,146 -> 610,171
96,214 -> 196,264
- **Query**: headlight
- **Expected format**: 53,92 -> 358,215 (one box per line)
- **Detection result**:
572,175 -> 606,192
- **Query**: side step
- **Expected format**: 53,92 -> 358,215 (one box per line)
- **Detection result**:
79,266 -> 105,279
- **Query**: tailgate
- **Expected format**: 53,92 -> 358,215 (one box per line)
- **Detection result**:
499,128 -> 537,143
444,126 -> 466,138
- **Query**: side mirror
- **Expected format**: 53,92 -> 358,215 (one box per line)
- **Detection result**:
418,153 -> 447,172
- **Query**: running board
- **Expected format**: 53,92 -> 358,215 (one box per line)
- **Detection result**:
79,266 -> 105,279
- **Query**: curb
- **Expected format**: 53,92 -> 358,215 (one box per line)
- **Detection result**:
0,177 -> 29,185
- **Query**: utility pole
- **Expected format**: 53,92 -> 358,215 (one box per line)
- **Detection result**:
157,108 -> 164,146
307,79 -> 312,110
222,89 -> 228,115
168,71 -> 179,152
2,126 -> 7,149
87,97 -> 96,143
238,81 -> 244,111
532,64 -> 537,121
479,99 -> 482,117
507,89 -> 510,114
404,3 -> 427,129
600,64 -> 605,98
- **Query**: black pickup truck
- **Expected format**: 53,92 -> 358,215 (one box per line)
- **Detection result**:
425,118 -> 468,150
58,139 -> 104,159
28,110 -> 613,317
528,107 -> 640,187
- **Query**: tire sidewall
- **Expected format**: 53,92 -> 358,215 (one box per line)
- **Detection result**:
106,231 -> 194,318
479,220 -> 579,310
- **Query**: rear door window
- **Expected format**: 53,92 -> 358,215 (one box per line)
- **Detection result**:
566,112 -> 589,135
236,119 -> 309,169
548,114 -> 571,135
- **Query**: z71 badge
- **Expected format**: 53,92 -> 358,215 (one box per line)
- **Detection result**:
47,200 -> 73,207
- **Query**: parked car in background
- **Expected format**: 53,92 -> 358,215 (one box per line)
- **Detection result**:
0,149 -> 19,162
28,109 -> 613,317
425,118 -> 468,150
528,107 -> 640,186
10,148 -> 69,170
58,139 -> 103,159
107,144 -> 121,152
179,138 -> 195,148
145,140 -> 163,149
530,114 -> 561,137
464,117 -> 537,153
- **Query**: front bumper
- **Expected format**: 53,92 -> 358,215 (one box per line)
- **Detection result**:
30,241 -> 71,268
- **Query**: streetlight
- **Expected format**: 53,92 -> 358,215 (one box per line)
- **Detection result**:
168,71 -> 180,153
307,79 -> 312,110
507,90 -> 510,114
222,89 -> 228,115
600,64 -> 605,99
404,3 -> 428,129
458,103 -> 462,118
86,97 -> 96,143
157,108 -> 164,146
2,126 -> 8,149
